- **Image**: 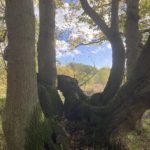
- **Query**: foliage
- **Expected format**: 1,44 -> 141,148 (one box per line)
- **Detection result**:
127,110 -> 150,150
57,63 -> 110,94
139,0 -> 150,43
0,57 -> 6,98
55,0 -> 150,53
38,82 -> 63,119
25,105 -> 70,150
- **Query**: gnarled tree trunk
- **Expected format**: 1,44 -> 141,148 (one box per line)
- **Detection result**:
36,0 -> 150,149
57,35 -> 150,149
56,0 -> 150,149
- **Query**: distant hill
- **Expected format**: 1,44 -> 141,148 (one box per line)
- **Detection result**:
57,63 -> 110,95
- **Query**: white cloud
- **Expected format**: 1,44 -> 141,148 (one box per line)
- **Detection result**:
56,40 -> 81,58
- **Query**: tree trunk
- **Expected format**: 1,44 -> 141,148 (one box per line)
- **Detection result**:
57,35 -> 150,150
80,0 -> 125,104
3,0 -> 38,149
102,33 -> 125,104
37,0 -> 63,119
56,1 -> 150,149
126,0 -> 140,80
38,0 -> 57,88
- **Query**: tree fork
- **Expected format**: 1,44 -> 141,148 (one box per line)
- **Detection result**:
80,0 -> 125,105
57,35 -> 150,148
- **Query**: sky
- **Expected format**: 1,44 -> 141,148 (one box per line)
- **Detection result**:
57,42 -> 112,68
35,1 -> 112,68
56,1 -> 112,68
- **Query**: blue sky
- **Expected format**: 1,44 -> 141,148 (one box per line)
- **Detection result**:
56,0 -> 112,68
58,42 -> 112,68
33,0 -> 112,68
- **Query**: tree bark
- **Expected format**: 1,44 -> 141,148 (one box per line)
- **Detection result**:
37,0 -> 63,119
38,0 -> 57,88
126,0 -> 140,80
102,33 -> 125,104
57,36 -> 150,149
57,1 -> 150,148
3,0 -> 38,150
106,35 -> 150,139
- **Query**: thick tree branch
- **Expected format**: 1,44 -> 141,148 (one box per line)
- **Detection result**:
80,0 -> 111,39
73,38 -> 104,49
111,0 -> 119,32
102,33 -> 125,104
57,35 -> 150,138
106,35 -> 150,135
132,34 -> 150,81
80,0 -> 125,104
126,0 -> 140,80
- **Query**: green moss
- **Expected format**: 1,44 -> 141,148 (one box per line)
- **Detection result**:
25,106 -> 70,150
38,82 -> 63,119
127,111 -> 150,150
